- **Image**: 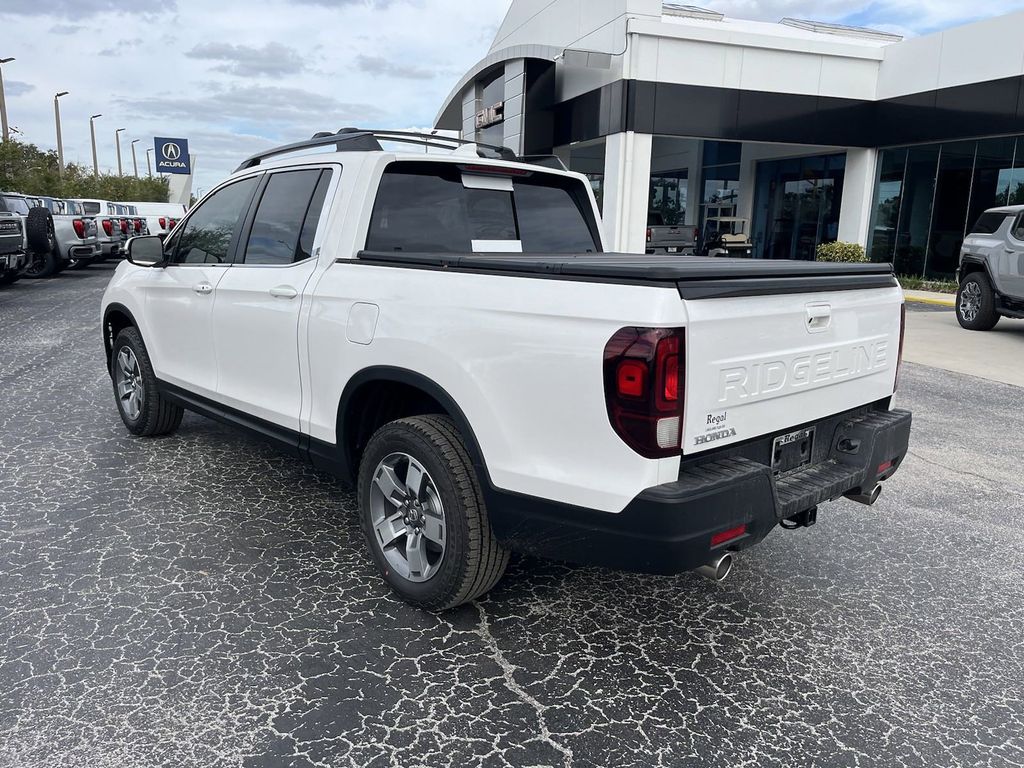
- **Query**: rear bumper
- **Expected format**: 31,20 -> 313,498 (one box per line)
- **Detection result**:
100,241 -> 121,257
0,251 -> 28,273
70,243 -> 101,259
485,405 -> 912,575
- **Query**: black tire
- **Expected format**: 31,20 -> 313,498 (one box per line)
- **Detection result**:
357,414 -> 509,610
956,271 -> 1000,331
19,248 -> 59,279
110,327 -> 184,437
25,208 -> 54,254
0,268 -> 19,286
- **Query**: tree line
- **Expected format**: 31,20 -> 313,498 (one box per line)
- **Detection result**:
0,139 -> 169,202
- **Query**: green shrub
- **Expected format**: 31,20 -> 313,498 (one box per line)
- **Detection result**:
815,241 -> 868,263
0,138 -> 169,202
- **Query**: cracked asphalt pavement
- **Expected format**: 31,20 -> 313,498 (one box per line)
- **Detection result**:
1,265 -> 1022,768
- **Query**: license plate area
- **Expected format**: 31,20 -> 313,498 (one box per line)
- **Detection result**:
772,427 -> 815,475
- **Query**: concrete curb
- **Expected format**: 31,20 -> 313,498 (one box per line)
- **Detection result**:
904,294 -> 955,308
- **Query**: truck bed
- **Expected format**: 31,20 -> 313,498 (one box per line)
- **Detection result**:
356,251 -> 898,300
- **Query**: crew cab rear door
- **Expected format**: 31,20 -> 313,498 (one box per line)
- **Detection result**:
211,167 -> 335,430
682,285 -> 904,454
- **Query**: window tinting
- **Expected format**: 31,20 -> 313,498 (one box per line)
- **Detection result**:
243,170 -> 322,265
173,177 -> 257,264
515,179 -> 599,252
81,202 -> 100,215
970,212 -> 1009,235
298,170 -> 333,261
366,162 -> 598,253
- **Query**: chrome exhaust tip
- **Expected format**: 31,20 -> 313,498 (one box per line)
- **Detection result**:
695,552 -> 733,582
845,484 -> 882,506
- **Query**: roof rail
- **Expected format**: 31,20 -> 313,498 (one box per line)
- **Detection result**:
235,128 -> 519,171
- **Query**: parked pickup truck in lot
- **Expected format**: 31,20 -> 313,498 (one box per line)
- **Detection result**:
126,201 -> 187,239
73,199 -> 125,260
0,209 -> 26,285
646,212 -> 695,254
101,129 -> 912,609
956,205 -> 1024,330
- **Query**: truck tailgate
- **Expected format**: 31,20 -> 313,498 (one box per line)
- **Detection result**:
682,286 -> 904,454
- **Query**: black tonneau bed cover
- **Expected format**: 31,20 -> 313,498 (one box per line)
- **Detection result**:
355,251 -> 898,300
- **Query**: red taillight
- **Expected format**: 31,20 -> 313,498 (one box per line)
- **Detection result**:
604,327 -> 686,458
711,524 -> 747,548
72,218 -> 85,238
646,228 -> 652,242
878,460 -> 894,474
895,303 -> 906,390
159,217 -> 166,229
134,218 -> 142,230
616,360 -> 647,398
168,218 -> 177,229
102,219 -> 113,235
120,219 -> 129,234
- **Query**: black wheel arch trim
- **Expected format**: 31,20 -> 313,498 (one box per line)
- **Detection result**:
102,302 -> 143,372
310,365 -> 490,487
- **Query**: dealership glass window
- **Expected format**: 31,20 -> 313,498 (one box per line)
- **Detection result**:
927,141 -> 976,278
893,146 -> 939,277
699,141 -> 741,222
967,137 -> 1016,227
650,171 -> 688,225
567,140 -> 606,214
751,153 -> 846,260
867,148 -> 908,263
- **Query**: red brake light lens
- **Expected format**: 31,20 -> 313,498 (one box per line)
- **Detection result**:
168,218 -> 177,228
159,217 -> 166,228
617,360 -> 647,398
646,228 -> 652,242
102,219 -> 113,235
604,327 -> 686,458
119,219 -> 128,233
72,218 -> 85,238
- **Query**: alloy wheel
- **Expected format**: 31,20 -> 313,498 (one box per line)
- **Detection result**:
959,280 -> 981,323
114,346 -> 145,421
369,452 -> 447,583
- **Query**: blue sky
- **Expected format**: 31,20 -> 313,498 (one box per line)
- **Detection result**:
1,0 -> 1022,192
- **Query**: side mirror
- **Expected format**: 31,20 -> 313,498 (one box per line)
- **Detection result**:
125,235 -> 166,267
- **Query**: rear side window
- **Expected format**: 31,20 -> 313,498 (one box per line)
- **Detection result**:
970,212 -> 1009,235
81,202 -> 100,215
365,162 -> 599,253
241,169 -> 331,265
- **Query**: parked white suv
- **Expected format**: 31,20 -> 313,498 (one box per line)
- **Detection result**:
101,129 -> 912,609
956,205 -> 1024,330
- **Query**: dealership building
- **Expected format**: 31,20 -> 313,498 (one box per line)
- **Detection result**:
435,1 -> 1024,278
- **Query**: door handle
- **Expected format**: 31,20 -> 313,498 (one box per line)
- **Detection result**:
192,282 -> 213,295
269,285 -> 298,299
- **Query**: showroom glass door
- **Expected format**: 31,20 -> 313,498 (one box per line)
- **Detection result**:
752,153 -> 846,260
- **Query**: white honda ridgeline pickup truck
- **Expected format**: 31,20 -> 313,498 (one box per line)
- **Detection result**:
101,129 -> 912,609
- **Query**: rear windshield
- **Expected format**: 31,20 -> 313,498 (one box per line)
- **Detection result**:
81,202 -> 100,214
365,162 -> 600,254
970,211 -> 1010,235
1,196 -> 30,215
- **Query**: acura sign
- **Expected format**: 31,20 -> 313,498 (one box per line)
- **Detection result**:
154,137 -> 191,174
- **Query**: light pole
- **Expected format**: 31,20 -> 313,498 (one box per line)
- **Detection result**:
130,138 -> 140,178
145,147 -> 153,177
115,127 -> 125,176
89,114 -> 102,175
0,57 -> 14,142
54,91 -> 69,179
